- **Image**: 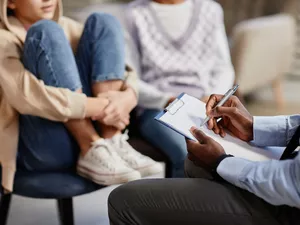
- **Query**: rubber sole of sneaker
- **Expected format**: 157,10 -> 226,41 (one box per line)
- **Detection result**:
135,163 -> 164,177
77,165 -> 141,186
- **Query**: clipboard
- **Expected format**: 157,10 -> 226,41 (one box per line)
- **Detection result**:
155,93 -> 284,161
155,93 -> 196,140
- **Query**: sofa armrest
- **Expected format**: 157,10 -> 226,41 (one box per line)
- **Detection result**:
231,14 -> 296,94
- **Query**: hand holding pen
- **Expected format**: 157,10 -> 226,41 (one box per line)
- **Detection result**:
201,85 -> 239,127
203,89 -> 254,141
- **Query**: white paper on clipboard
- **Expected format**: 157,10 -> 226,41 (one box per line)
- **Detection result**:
155,93 -> 283,161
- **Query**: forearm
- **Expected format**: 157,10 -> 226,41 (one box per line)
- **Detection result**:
85,97 -> 109,118
123,85 -> 138,111
217,156 -> 300,208
252,115 -> 300,147
0,50 -> 87,122
3,80 -> 87,122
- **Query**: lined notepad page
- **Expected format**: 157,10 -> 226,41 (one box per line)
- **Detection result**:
158,94 -> 283,161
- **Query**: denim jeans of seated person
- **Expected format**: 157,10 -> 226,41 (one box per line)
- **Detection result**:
139,109 -> 187,178
17,13 -> 125,172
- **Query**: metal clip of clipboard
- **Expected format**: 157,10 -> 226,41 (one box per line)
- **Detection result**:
164,98 -> 185,115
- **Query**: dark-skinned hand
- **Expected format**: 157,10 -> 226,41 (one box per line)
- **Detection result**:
186,127 -> 225,170
205,95 -> 254,142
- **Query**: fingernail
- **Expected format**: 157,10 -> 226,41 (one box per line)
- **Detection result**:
190,126 -> 196,133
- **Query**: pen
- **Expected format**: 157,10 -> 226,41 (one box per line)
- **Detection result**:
200,84 -> 239,127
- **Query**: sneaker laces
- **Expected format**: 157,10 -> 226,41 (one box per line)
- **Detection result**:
89,140 -> 124,171
114,130 -> 149,163
109,130 -> 128,149
119,130 -> 130,147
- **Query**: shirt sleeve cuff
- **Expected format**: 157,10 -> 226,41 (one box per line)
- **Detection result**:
217,157 -> 252,186
211,154 -> 234,181
252,116 -> 287,147
66,91 -> 87,120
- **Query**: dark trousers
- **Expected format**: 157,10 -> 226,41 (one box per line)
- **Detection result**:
108,159 -> 300,225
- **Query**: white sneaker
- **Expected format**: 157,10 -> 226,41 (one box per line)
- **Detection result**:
108,131 -> 163,177
77,139 -> 141,185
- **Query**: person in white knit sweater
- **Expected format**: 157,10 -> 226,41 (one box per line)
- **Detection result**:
126,0 -> 235,177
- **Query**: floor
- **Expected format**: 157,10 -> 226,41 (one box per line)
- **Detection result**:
6,78 -> 300,225
7,172 -> 164,225
7,185 -> 116,225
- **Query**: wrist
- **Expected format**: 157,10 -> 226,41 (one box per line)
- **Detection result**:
247,116 -> 254,141
124,87 -> 137,107
211,154 -> 234,181
85,97 -> 109,118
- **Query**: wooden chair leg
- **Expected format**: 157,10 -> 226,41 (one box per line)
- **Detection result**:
57,198 -> 74,225
0,194 -> 12,225
272,77 -> 285,111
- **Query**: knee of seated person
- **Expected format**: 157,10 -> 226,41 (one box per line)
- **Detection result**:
108,182 -> 137,211
85,13 -> 122,37
27,20 -> 64,41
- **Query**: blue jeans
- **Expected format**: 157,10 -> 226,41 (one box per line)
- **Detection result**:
139,109 -> 187,178
17,13 -> 125,172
